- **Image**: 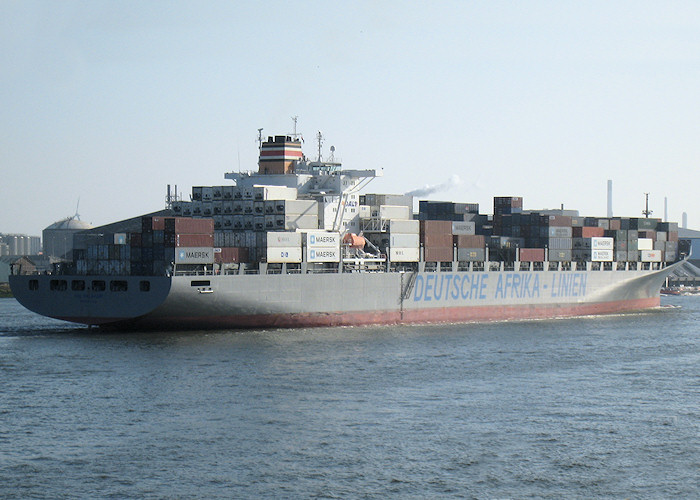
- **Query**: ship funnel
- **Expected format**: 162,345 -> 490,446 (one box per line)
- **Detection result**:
258,135 -> 303,175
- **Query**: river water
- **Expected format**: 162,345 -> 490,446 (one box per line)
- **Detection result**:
0,297 -> 698,499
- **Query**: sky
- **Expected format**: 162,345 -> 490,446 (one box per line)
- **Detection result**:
2,1 -> 700,236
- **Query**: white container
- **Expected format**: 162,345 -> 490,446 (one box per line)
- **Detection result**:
389,219 -> 419,234
266,231 -> 302,247
305,231 -> 341,248
591,237 -> 614,250
379,205 -> 410,220
285,214 -> 318,230
114,233 -> 127,245
640,250 -> 662,262
266,246 -> 302,263
281,199 -> 318,215
253,185 -> 298,201
175,247 -> 215,264
390,233 -> 420,248
591,249 -> 614,262
306,246 -> 340,262
359,205 -> 371,218
451,221 -> 476,235
389,247 -> 420,262
638,238 -> 653,251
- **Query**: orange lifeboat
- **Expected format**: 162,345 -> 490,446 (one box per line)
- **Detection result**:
343,233 -> 366,249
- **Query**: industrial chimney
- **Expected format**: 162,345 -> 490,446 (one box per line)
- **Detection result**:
607,180 -> 613,218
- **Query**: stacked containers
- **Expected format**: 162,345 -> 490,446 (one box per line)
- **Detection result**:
266,231 -> 302,263
421,221 -> 453,262
304,231 -> 341,263
453,221 -> 485,261
418,201 -> 479,221
389,219 -> 420,262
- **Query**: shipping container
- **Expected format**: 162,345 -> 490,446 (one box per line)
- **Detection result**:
420,220 -> 452,235
390,233 -> 420,248
638,238 -> 653,251
273,199 -> 318,216
592,249 -> 614,262
389,219 -> 420,234
451,221 -> 476,235
548,226 -> 573,238
548,237 -> 573,250
175,247 -> 215,264
175,234 -> 215,248
266,246 -> 303,263
305,231 -> 341,248
591,237 -> 614,250
306,246 -> 340,263
573,226 -> 605,238
285,214 -> 318,230
389,247 -> 420,262
424,247 -> 453,262
455,234 -> 486,248
548,249 -> 572,262
379,205 -> 410,220
615,251 -> 628,262
640,250 -> 662,262
164,217 -> 214,234
214,247 -> 249,264
253,185 -> 297,201
457,248 -> 486,261
548,215 -> 572,227
519,248 -> 545,262
630,218 -> 659,230
267,231 -> 302,247
422,233 -> 453,247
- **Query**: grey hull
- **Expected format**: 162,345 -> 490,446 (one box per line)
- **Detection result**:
10,261 -> 681,329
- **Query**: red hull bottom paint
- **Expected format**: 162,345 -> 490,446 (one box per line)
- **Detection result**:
116,297 -> 661,330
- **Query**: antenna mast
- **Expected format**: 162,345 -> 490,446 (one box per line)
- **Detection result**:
257,128 -> 264,151
642,192 -> 653,218
291,116 -> 302,141
316,131 -> 324,162
74,197 -> 81,220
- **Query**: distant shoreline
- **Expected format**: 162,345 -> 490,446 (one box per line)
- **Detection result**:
0,283 -> 13,298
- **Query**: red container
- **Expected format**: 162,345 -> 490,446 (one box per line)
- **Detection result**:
422,233 -> 453,247
151,217 -> 166,230
609,219 -> 621,230
215,247 -> 249,263
166,217 -> 214,234
130,232 -> 142,247
455,235 -> 485,248
424,247 -> 453,262
668,231 -> 678,242
519,248 -> 545,262
176,234 -> 215,247
420,220 -> 452,235
573,226 -> 605,238
548,215 -> 572,227
638,230 -> 656,240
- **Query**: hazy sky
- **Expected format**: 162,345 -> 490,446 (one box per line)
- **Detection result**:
3,1 -> 700,236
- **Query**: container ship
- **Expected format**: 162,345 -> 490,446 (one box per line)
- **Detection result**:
10,131 -> 684,329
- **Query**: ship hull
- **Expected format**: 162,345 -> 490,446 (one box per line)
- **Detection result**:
10,263 -> 680,330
